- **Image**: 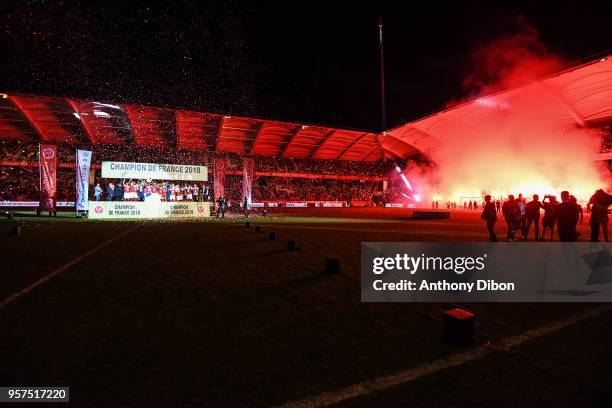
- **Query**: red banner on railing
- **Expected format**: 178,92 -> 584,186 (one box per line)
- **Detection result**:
38,144 -> 57,211
213,157 -> 226,209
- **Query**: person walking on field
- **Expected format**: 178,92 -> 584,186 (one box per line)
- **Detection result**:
588,189 -> 612,242
570,195 -> 583,224
541,195 -> 558,240
554,191 -> 580,242
481,195 -> 497,242
524,194 -> 543,240
517,195 -> 527,239
570,195 -> 583,239
502,195 -> 520,241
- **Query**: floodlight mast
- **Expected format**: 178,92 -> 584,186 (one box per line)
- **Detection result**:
378,16 -> 386,132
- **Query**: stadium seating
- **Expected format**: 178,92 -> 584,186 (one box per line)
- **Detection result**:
0,142 -> 400,204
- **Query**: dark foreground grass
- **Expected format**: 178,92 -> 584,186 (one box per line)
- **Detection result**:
0,210 -> 609,407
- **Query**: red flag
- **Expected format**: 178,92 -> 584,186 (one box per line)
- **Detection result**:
39,144 -> 57,211
213,157 -> 226,209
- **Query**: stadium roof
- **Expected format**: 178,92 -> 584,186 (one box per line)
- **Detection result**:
385,55 -> 612,158
1,55 -> 610,162
0,94 -> 391,162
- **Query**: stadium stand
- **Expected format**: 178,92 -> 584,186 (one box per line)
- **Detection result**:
1,55 -> 610,206
0,140 -> 395,204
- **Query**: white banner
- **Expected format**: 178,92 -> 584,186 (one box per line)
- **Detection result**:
76,150 -> 92,211
285,202 -> 308,207
101,161 -> 208,181
0,201 -> 75,207
88,201 -> 210,219
322,201 -> 344,207
242,157 -> 254,207
0,201 -> 39,207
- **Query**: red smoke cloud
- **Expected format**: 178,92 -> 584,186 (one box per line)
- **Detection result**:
408,19 -> 609,203
461,18 -> 567,98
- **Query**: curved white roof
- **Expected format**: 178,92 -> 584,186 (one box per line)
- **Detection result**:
386,55 -> 612,158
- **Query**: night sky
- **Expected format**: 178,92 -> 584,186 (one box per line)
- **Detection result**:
1,1 -> 610,132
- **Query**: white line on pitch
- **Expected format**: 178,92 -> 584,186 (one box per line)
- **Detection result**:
274,304 -> 612,408
0,225 -> 139,312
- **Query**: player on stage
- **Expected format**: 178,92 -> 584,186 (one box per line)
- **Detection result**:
193,184 -> 199,202
94,183 -> 102,201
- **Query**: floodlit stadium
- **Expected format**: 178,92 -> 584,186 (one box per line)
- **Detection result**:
2,3 -> 612,406
1,55 -> 610,213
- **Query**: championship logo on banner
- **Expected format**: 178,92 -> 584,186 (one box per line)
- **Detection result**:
242,157 -> 254,207
213,158 -> 226,209
76,149 -> 92,211
39,144 -> 57,211
101,161 -> 208,181
87,201 -> 210,219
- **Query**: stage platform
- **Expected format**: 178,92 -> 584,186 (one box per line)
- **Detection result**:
88,201 -> 210,219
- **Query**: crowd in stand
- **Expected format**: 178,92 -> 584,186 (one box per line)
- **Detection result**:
0,142 -> 390,204
0,167 -> 75,201
0,142 -> 212,167
384,184 -> 409,204
290,159 -> 385,177
251,156 -> 278,172
223,175 -> 243,203
0,142 -> 38,162
63,145 -> 212,167
219,175 -> 377,204
222,153 -> 387,177
0,167 -> 38,200
0,142 -> 388,176
251,177 -> 377,202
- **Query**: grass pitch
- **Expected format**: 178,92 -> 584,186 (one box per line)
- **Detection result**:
0,208 -> 610,407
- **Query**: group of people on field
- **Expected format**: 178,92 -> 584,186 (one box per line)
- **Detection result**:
481,189 -> 612,242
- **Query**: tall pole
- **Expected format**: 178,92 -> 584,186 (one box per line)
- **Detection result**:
378,16 -> 386,132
